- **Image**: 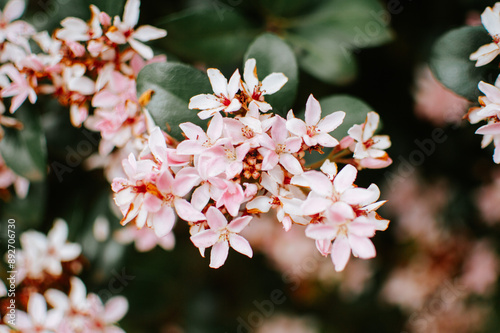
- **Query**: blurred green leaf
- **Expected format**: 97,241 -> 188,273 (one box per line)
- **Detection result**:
302,94 -> 372,166
28,0 -> 88,32
0,107 -> 47,181
84,0 -> 124,17
157,8 -> 257,66
258,0 -> 322,18
429,25 -> 499,101
287,33 -> 358,85
136,62 -> 212,140
287,0 -> 393,84
0,180 -> 46,231
244,33 -> 298,115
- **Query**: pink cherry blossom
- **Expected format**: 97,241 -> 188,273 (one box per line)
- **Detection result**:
190,206 -> 253,268
305,205 -> 380,272
286,94 -> 345,147
189,68 -> 242,119
177,112 -> 225,155
258,116 -> 303,175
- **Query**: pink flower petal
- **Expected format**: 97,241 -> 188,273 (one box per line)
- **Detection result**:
210,241 -> 229,268
476,122 -> 500,135
227,69 -> 241,98
305,223 -> 337,240
331,236 -> 351,272
206,206 -> 228,230
133,25 -> 167,41
191,229 -> 218,248
286,118 -> 307,137
261,72 -> 287,95
28,293 -> 47,325
334,164 -> 357,193
128,38 -> 153,60
482,7 -> 500,38
279,153 -> 303,175
317,111 -> 345,133
123,0 -> 140,27
227,215 -> 252,233
173,167 -> 201,197
229,234 -> 253,257
174,198 -> 205,222
207,68 -> 228,97
305,94 -> 321,126
243,58 -> 258,92
4,0 -> 25,22
348,234 -> 376,259
316,133 -> 339,147
246,196 -> 272,213
103,296 -> 129,324
302,171 -> 332,197
207,112 -> 223,141
271,116 -> 287,144
152,206 -> 175,237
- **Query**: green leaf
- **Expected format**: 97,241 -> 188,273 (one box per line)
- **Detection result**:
302,94 -> 372,166
287,33 -> 358,85
157,8 -> 257,67
244,33 -> 299,115
257,0 -> 322,18
286,0 -> 393,84
429,25 -> 499,101
136,62 -> 212,140
0,107 -> 47,181
84,0 -> 124,17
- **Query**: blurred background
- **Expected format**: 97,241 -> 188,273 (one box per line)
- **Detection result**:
3,0 -> 500,332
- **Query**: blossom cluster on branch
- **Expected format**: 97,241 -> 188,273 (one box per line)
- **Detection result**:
112,58 -> 392,271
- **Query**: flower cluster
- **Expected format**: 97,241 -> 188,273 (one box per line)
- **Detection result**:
0,0 -> 166,194
112,59 -> 392,271
469,4 -> 500,163
0,220 -> 128,332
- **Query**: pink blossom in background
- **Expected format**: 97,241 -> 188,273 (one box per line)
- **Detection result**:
413,66 -> 470,126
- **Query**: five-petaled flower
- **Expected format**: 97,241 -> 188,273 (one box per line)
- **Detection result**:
190,206 -> 253,268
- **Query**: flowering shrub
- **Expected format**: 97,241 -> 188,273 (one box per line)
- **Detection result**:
3,0 -> 500,332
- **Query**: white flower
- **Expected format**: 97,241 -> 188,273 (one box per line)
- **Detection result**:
189,68 -> 242,119
105,0 -> 167,59
470,4 -> 500,66
241,58 -> 288,112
